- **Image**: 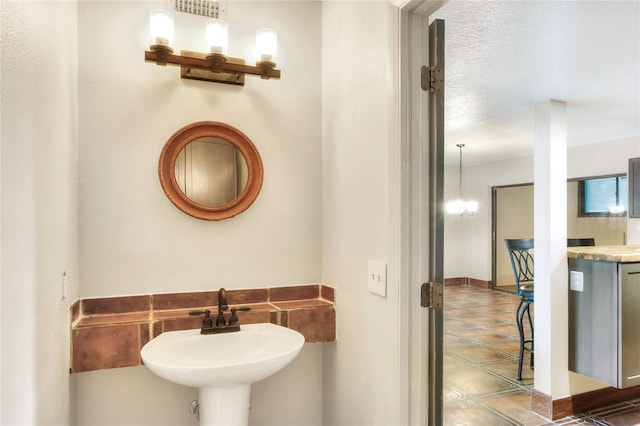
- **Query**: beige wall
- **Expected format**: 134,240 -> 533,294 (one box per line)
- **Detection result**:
445,137 -> 640,283
1,1 -> 79,423
74,1 -> 324,424
78,0 -> 322,298
494,180 -> 627,289
495,185 -> 534,288
2,1 -> 407,424
321,1 -> 401,424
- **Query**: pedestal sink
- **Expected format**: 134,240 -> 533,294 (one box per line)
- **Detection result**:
141,323 -> 305,426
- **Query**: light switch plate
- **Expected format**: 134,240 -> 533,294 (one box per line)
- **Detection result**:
368,260 -> 387,297
570,271 -> 584,292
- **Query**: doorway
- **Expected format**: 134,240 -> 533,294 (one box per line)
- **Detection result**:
422,0 -> 639,423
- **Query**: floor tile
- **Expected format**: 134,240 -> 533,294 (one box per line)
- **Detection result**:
600,410 -> 640,425
487,339 -> 526,357
446,367 -> 516,396
447,345 -> 512,365
449,327 -> 511,342
490,323 -> 520,338
443,385 -> 463,405
444,333 -> 473,347
444,318 -> 475,331
443,285 -> 640,426
484,359 -> 534,385
445,308 -> 472,317
444,401 -> 516,426
444,353 -> 471,370
587,402 -> 640,425
482,390 -> 550,426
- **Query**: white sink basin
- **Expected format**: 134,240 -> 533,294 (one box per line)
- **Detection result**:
141,322 -> 304,388
141,322 -> 304,426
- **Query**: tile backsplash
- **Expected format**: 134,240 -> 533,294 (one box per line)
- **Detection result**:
71,284 -> 335,373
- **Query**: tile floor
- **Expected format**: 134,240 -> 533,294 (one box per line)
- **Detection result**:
443,285 -> 640,425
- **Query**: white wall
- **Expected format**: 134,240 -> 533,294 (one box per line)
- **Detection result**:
569,138 -> 640,244
74,1 -> 323,424
78,0 -> 322,298
321,2 -> 402,425
2,1 -> 407,424
1,1 -> 79,424
444,155 -> 533,280
444,137 -> 640,281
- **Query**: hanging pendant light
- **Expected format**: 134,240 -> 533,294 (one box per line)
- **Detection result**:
446,144 -> 479,215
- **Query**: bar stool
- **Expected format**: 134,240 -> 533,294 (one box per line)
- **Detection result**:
504,238 -> 534,381
567,238 -> 595,248
504,237 -> 595,380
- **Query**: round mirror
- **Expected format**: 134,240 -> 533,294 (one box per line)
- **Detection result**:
159,121 -> 263,221
174,136 -> 249,207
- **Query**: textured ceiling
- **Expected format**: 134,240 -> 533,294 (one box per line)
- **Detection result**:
431,1 -> 640,165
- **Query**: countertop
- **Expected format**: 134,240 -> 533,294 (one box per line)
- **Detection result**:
567,245 -> 640,263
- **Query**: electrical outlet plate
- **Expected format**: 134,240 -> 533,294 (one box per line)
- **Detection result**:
368,260 -> 387,297
570,271 -> 584,292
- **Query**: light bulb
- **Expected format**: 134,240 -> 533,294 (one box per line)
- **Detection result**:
466,200 -> 479,213
255,28 -> 277,62
206,19 -> 228,55
150,9 -> 174,48
446,200 -> 465,215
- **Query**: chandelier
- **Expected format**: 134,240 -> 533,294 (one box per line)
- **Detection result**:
446,144 -> 479,215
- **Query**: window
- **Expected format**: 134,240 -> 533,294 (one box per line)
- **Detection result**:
578,175 -> 627,217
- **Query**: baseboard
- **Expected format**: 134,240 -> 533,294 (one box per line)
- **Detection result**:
532,385 -> 640,420
444,277 -> 491,289
468,277 -> 492,288
444,277 -> 465,286
531,389 -> 553,419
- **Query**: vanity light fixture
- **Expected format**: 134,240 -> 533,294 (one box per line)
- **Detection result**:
145,9 -> 280,86
446,144 -> 479,216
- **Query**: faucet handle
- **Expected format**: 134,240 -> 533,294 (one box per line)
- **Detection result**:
189,309 -> 214,333
189,309 -> 211,317
229,307 -> 252,325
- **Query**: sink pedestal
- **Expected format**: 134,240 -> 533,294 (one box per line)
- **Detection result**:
141,323 -> 305,425
199,385 -> 251,426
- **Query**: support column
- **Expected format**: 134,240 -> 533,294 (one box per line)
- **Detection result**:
533,99 -> 568,404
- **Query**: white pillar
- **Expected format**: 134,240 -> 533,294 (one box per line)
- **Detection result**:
533,99 -> 568,398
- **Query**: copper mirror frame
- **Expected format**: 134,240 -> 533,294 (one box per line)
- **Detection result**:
158,121 -> 263,221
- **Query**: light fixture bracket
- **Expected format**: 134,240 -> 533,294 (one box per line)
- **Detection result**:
256,60 -> 276,80
150,45 -> 174,65
145,49 -> 281,86
181,51 -> 245,85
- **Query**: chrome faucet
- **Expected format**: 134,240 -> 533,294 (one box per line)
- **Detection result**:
189,288 -> 251,334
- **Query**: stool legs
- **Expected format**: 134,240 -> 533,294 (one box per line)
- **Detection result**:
516,297 -> 534,380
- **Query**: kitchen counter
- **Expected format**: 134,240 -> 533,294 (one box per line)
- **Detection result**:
567,245 -> 640,263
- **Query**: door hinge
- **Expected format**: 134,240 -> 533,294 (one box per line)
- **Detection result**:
420,65 -> 444,93
421,282 -> 443,308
